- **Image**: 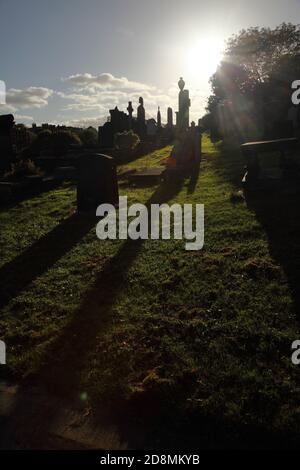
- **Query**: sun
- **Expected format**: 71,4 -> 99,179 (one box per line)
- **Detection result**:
186,37 -> 224,81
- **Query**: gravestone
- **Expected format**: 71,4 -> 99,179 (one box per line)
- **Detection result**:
146,118 -> 157,136
0,114 -> 15,173
98,121 -> 114,148
98,107 -> 130,148
77,153 -> 119,213
167,107 -> 173,128
177,77 -> 190,129
157,106 -> 161,128
136,97 -> 146,137
241,137 -> 298,187
127,101 -> 134,128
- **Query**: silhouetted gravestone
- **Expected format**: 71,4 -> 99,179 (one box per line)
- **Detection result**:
167,107 -> 173,128
177,77 -> 190,129
157,106 -> 161,128
137,97 -> 146,137
241,137 -> 298,187
0,114 -> 15,173
98,106 -> 130,148
127,101 -> 134,128
146,118 -> 157,136
77,153 -> 119,213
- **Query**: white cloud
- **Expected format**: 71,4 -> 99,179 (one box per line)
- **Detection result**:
55,116 -> 106,128
15,113 -> 34,123
59,73 -> 177,122
63,72 -> 155,92
57,91 -> 108,112
2,73 -> 206,126
58,77 -> 207,122
0,103 -> 16,113
6,87 -> 53,108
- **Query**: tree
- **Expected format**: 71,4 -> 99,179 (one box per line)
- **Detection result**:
220,23 -> 300,90
30,129 -> 82,156
114,130 -> 140,151
30,129 -> 52,155
51,130 -> 82,156
79,127 -> 98,147
207,23 -> 300,133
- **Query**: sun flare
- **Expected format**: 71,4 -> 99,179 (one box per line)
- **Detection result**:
186,37 -> 224,81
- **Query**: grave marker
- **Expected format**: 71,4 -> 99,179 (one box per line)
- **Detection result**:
77,153 -> 119,213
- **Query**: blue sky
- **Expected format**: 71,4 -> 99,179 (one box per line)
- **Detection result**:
1,0 -> 300,126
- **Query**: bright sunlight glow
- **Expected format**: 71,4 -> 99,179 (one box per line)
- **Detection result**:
186,37 -> 224,82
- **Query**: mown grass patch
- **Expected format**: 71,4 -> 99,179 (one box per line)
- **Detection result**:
1,136 -> 300,447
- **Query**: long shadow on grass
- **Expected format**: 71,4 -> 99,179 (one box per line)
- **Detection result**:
0,213 -> 95,309
187,162 -> 201,194
0,178 -> 184,449
217,141 -> 300,317
37,178 -> 184,393
246,188 -> 300,317
215,142 -> 300,315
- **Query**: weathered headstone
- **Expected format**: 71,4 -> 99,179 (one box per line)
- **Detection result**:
77,153 -> 119,213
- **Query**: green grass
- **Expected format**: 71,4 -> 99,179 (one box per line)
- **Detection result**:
1,136 -> 300,447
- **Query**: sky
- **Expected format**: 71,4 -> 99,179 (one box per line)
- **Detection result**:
0,0 -> 300,127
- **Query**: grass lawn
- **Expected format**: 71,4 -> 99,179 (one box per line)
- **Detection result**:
1,137 -> 300,448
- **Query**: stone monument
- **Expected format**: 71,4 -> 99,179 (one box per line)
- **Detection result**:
99,106 -> 129,147
127,101 -> 134,128
157,106 -> 161,128
177,77 -> 190,129
137,97 -> 145,123
167,107 -> 173,128
77,153 -> 119,213
137,96 -> 146,137
0,114 -> 15,173
146,118 -> 157,136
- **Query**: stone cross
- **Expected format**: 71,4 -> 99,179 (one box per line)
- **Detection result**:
127,101 -> 134,128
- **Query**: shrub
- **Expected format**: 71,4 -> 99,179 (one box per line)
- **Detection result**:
114,130 -> 140,151
51,131 -> 82,156
4,159 -> 44,181
79,127 -> 98,147
30,129 -> 53,155
30,130 -> 82,156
